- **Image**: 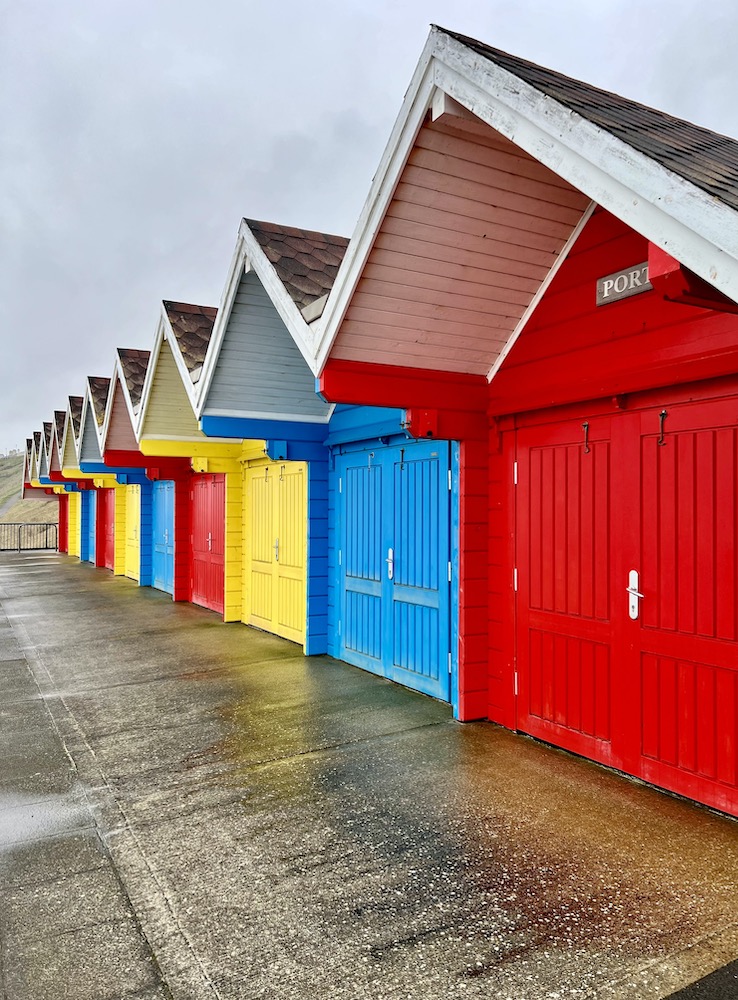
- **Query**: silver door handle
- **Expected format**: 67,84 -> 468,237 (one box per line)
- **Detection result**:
386,547 -> 394,580
627,570 -> 643,620
164,529 -> 168,544
207,532 -> 212,551
274,538 -> 279,562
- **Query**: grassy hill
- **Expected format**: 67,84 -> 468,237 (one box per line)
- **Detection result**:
0,454 -> 23,510
0,454 -> 59,525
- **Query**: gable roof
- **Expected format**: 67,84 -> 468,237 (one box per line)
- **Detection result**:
314,25 -> 738,379
196,219 -> 346,424
448,29 -> 738,213
100,348 -> 151,453
163,301 -> 217,383
197,219 -> 349,412
247,220 -> 349,313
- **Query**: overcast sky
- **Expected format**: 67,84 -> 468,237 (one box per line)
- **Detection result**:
2,0 -> 737,455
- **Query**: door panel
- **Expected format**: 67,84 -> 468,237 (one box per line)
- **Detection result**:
632,400 -> 738,813
515,395 -> 738,815
152,481 -> 175,595
337,441 -> 451,702
191,474 -> 225,615
85,491 -> 96,563
244,463 -> 307,645
516,419 -> 615,762
97,489 -> 115,571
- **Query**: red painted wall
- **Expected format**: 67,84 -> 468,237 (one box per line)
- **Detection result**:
489,208 -> 738,415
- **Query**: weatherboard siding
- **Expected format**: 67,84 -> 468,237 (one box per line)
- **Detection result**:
331,117 -> 589,375
141,341 -> 203,440
68,492 -> 81,558
107,383 -> 138,452
205,272 -> 331,420
79,408 -> 103,463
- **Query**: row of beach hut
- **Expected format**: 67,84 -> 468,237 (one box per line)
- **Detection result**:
22,27 -> 738,818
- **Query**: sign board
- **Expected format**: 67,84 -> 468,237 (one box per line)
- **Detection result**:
596,262 -> 652,306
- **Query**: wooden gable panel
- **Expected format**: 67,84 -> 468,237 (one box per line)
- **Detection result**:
331,117 -> 591,376
79,407 -> 102,463
61,424 -> 78,470
106,382 -> 138,452
141,340 -> 203,440
204,272 -> 330,420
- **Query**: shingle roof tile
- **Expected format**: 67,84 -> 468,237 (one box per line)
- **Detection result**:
69,397 -> 84,438
163,301 -> 217,376
439,27 -> 738,212
88,377 -> 111,427
117,348 -> 150,410
246,220 -> 349,310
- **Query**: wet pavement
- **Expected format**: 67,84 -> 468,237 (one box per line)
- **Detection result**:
0,552 -> 737,999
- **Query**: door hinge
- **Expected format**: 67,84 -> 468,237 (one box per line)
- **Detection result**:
448,652 -> 452,675
448,469 -> 452,491
513,461 -> 518,485
513,567 -> 518,592
448,560 -> 452,583
514,671 -> 519,696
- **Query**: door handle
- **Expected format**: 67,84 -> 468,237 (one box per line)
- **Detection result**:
274,538 -> 279,562
386,547 -> 394,580
207,532 -> 212,552
627,569 -> 644,620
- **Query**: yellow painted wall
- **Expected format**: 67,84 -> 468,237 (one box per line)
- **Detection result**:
113,485 -> 127,576
223,470 -> 243,622
68,493 -> 81,558
124,484 -> 141,581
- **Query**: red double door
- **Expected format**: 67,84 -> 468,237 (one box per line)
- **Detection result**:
515,390 -> 738,815
190,474 -> 225,615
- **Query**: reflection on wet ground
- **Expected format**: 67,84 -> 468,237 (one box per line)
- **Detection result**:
1,551 -> 737,999
0,788 -> 92,851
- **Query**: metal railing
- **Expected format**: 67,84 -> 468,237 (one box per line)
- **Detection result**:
0,523 -> 58,552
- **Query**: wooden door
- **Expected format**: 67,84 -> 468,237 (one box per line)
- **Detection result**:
125,484 -> 141,581
152,481 -> 175,595
630,397 -> 738,814
244,462 -> 307,645
191,474 -> 225,615
515,394 -> 738,815
337,440 -> 452,702
96,488 -> 115,571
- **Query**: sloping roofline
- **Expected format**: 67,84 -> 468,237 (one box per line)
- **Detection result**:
314,25 -> 738,376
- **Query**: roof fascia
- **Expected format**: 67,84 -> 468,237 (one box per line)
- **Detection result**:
161,304 -> 201,407
100,354 -> 138,452
135,314 -> 167,441
316,28 -> 738,374
430,32 -> 738,300
195,235 -> 249,418
238,220 -> 327,376
314,34 -> 437,374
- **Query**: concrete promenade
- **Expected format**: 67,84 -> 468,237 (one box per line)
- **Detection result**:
0,551 -> 737,1000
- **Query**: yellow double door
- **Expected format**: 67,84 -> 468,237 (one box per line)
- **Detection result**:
243,462 -> 306,646
124,484 -> 140,581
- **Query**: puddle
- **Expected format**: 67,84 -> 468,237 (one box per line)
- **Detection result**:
0,788 -> 92,850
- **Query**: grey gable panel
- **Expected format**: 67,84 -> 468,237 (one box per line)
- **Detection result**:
205,272 -> 331,420
79,407 -> 103,463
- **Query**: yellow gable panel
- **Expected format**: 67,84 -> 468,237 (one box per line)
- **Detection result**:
140,340 -> 204,441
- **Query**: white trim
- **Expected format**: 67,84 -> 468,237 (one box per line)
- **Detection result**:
487,201 -> 596,381
100,352 -> 139,452
314,38 -> 437,374
161,306 -> 202,405
201,406 -> 333,424
315,26 -> 738,375
134,315 -> 166,441
238,222 -> 322,372
194,236 -> 249,417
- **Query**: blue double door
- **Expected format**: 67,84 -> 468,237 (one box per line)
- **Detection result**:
81,490 -> 96,564
336,440 -> 451,702
152,481 -> 175,595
